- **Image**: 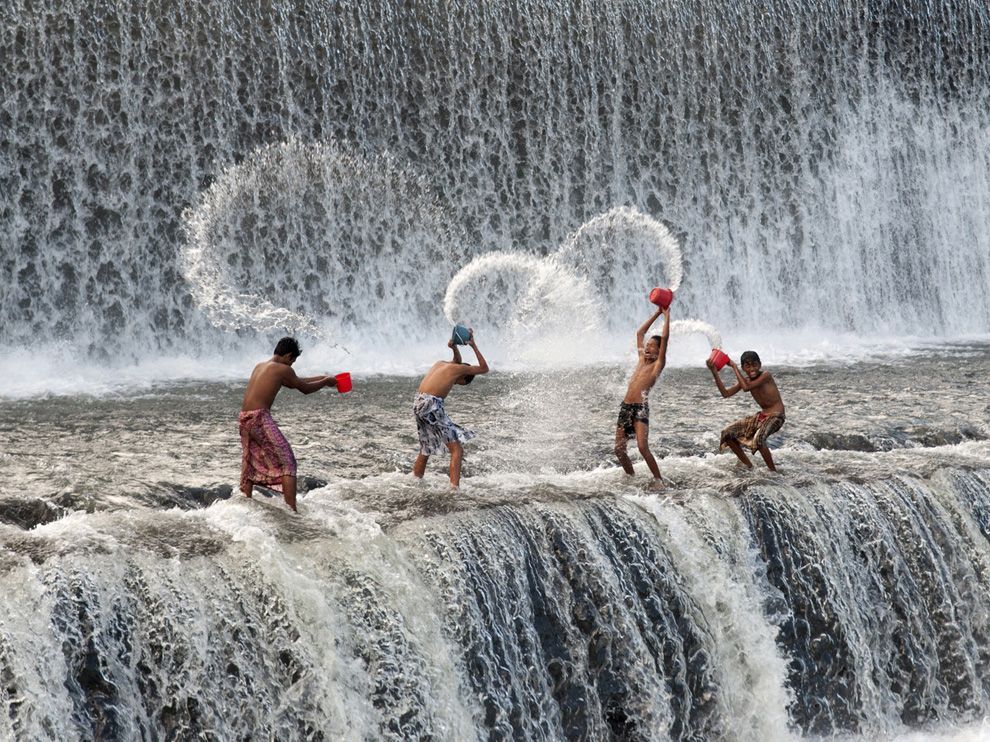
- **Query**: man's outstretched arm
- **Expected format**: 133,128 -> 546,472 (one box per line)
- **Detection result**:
448,339 -> 462,364
284,369 -> 335,394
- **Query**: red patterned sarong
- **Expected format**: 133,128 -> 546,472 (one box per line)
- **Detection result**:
239,409 -> 296,493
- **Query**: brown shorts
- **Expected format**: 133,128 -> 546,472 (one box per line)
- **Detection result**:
720,412 -> 785,452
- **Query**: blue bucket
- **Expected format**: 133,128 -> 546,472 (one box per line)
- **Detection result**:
451,324 -> 471,345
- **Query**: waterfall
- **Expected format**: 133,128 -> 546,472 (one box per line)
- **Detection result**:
2,0 -> 990,364
2,468 -> 990,739
4,3 -> 990,738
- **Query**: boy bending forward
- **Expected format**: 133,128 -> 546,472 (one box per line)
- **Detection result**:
412,330 -> 489,487
707,350 -> 785,471
615,304 -> 670,488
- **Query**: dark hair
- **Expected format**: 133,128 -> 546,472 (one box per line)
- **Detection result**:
648,335 -> 663,344
740,350 -> 761,365
274,336 -> 301,358
459,361 -> 474,384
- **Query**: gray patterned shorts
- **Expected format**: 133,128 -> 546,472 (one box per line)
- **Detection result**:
413,393 -> 476,455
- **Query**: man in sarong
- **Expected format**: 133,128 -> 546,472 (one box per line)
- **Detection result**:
412,329 -> 489,488
240,337 -> 338,511
706,350 -> 785,471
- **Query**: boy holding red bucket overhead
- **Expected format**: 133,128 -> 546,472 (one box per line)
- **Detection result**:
706,350 -> 786,471
614,291 -> 672,489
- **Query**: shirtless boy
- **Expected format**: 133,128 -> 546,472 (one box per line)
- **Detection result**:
240,336 -> 338,511
615,304 -> 670,488
412,330 -> 489,487
706,350 -> 785,471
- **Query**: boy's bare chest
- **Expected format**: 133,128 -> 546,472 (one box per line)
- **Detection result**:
628,363 -> 658,389
750,379 -> 781,407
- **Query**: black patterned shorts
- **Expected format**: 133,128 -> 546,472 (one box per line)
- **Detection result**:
617,402 -> 649,438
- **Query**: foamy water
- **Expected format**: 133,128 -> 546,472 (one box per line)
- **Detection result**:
5,332 -> 988,401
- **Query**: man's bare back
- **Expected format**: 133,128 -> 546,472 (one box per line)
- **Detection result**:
418,333 -> 489,399
418,361 -> 472,399
242,360 -> 294,411
242,358 -> 337,412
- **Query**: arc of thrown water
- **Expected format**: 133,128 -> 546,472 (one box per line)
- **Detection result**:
442,252 -> 549,326
670,319 -> 723,351
181,140 -> 334,340
181,138 -> 460,354
555,205 -> 684,292
443,209 -> 723,362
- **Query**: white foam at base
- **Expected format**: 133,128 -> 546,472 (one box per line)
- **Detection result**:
892,719 -> 990,741
2,333 -> 988,400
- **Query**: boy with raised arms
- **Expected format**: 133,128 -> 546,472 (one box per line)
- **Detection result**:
615,304 -> 670,488
412,329 -> 489,487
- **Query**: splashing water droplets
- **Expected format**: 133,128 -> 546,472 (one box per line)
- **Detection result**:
443,252 -> 604,364
181,139 -> 459,345
557,206 -> 684,331
443,206 -> 720,365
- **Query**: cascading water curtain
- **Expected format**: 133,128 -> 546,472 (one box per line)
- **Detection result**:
3,1 -> 989,358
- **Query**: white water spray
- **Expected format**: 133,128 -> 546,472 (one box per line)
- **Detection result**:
671,319 -> 723,351
444,207 -> 722,366
181,139 -> 460,346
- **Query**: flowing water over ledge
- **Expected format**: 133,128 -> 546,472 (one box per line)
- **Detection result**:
2,351 -> 990,740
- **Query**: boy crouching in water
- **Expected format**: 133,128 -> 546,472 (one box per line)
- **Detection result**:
706,350 -> 785,471
412,329 -> 489,488
615,304 -> 670,489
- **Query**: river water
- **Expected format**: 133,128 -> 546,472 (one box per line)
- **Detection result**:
2,346 -> 990,740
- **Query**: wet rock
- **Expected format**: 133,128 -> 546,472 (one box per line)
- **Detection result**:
152,483 -> 233,509
0,497 -> 65,529
806,432 -> 877,452
300,476 -> 328,492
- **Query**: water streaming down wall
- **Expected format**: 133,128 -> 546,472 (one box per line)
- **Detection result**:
2,1 -> 990,358
181,138 -> 461,342
2,468 -> 990,740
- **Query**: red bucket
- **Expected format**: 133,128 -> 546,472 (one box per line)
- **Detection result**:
709,349 -> 730,371
649,287 -> 674,309
335,372 -> 352,393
